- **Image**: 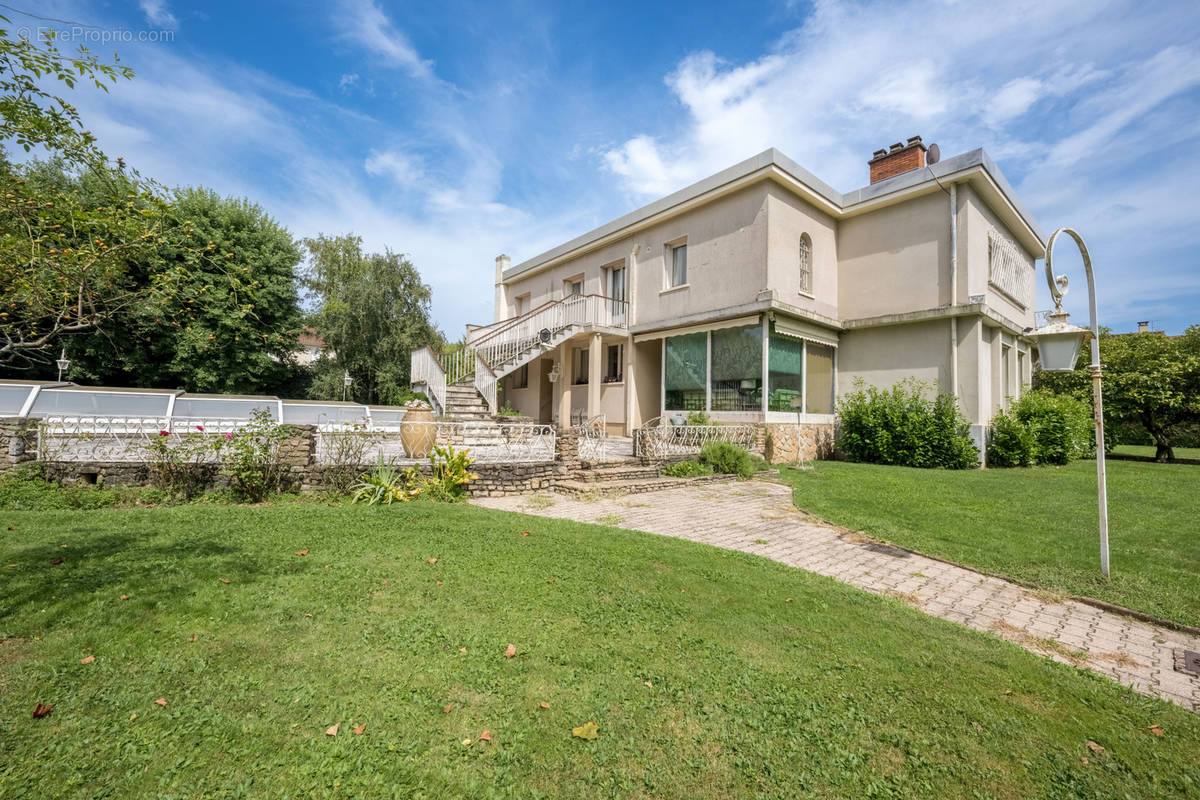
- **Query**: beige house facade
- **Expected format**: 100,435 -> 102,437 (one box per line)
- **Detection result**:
415,138 -> 1044,451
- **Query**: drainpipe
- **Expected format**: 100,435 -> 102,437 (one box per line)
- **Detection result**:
949,183 -> 958,400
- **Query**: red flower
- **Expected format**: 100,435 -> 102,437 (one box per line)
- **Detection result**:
224,432 -> 233,439
159,430 -> 169,437
196,425 -> 204,431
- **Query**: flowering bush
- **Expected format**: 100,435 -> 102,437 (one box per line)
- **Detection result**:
220,409 -> 295,502
143,427 -> 224,499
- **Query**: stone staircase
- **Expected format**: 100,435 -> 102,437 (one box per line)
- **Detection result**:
443,380 -> 506,451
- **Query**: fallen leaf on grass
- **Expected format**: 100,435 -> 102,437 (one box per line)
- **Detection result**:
785,597 -> 792,603
1086,740 -> 1105,754
218,578 -> 230,584
1081,756 -> 1089,765
539,702 -> 550,709
644,680 -> 652,688
325,723 -> 339,736
426,558 -> 438,564
461,738 -> 472,746
479,730 -> 491,743
120,595 -> 128,600
32,703 -> 53,719
1149,724 -> 1164,736
522,531 -> 530,537
51,557 -> 65,565
571,721 -> 599,740
295,550 -> 308,556
80,655 -> 95,664
382,579 -> 388,584
443,705 -> 453,713
188,635 -> 197,643
305,613 -> 313,618
504,644 -> 516,659
354,723 -> 366,735
436,581 -> 442,585
458,647 -> 467,653
155,698 -> 167,707
129,712 -> 137,720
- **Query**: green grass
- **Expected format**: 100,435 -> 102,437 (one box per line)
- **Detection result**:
779,460 -> 1200,627
2,504 -> 1199,798
1112,444 -> 1200,460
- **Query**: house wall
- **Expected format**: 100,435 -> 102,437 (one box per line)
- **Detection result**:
838,320 -> 951,399
960,184 -> 1037,330
499,184 -> 772,328
764,184 -> 839,321
837,191 -> 950,320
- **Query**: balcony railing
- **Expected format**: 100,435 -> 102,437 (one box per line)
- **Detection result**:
411,293 -> 627,414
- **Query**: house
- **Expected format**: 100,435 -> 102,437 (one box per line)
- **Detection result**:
411,137 -> 1044,457
295,328 -> 330,366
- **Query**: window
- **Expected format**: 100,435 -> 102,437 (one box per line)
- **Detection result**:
604,344 -> 623,382
607,264 -> 626,319
515,293 -> 530,316
798,234 -> 812,295
768,329 -> 804,411
804,343 -> 834,414
1002,344 -> 1012,406
664,332 -> 706,409
573,347 -> 589,384
668,243 -> 687,288
710,325 -> 762,411
565,277 -> 583,296
512,363 -> 529,390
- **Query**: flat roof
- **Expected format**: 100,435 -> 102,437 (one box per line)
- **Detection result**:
505,147 -> 1045,282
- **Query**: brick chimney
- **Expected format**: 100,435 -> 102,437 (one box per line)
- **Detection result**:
1137,321 -> 1150,333
869,136 -> 927,183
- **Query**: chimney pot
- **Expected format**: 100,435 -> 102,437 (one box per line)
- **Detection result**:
889,142 -> 904,152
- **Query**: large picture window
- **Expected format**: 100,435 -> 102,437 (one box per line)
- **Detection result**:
768,331 -> 804,411
710,325 -> 762,411
664,332 -> 706,410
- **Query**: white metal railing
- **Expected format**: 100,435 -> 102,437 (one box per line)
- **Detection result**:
316,422 -> 555,465
577,414 -> 607,461
474,352 -> 497,413
410,347 -> 448,414
37,416 -> 247,462
636,417 -> 757,460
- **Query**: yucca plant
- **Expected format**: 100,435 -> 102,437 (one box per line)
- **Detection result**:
350,456 -> 421,505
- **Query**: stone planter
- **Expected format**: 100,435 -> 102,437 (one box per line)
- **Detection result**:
400,407 -> 436,458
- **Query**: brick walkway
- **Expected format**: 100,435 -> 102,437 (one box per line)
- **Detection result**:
475,480 -> 1200,712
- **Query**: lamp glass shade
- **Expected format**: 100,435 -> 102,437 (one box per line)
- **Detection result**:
1036,330 -> 1084,372
56,357 -> 70,372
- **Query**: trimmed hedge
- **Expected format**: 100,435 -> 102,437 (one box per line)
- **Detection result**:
987,389 -> 1094,467
837,379 -> 979,469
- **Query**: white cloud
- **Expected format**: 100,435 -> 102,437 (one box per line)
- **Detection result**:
336,0 -> 433,79
364,149 -> 425,188
138,0 -> 176,28
984,77 -> 1043,126
338,73 -> 359,91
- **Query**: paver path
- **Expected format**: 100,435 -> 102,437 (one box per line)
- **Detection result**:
475,480 -> 1200,712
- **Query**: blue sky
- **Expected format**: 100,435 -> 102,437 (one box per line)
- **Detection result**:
16,0 -> 1200,336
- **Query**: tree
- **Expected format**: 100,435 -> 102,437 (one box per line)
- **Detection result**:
60,185 -> 306,394
303,234 -> 440,405
0,23 -> 191,368
1037,327 -> 1200,461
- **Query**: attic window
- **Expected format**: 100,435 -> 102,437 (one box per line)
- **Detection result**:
799,234 -> 812,295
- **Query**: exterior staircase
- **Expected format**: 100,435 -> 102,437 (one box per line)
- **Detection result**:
444,380 -> 506,451
554,463 -> 733,497
412,293 -> 627,417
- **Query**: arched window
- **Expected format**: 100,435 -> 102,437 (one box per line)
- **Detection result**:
798,234 -> 812,294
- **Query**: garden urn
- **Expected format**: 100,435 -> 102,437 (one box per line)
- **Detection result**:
400,400 -> 436,458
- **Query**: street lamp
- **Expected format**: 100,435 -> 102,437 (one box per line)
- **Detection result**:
342,370 -> 352,402
55,348 -> 70,382
1028,227 -> 1110,578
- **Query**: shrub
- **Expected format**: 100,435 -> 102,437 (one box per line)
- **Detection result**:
837,379 -> 979,469
987,389 -> 1094,467
221,409 -> 295,502
698,441 -> 755,478
685,410 -> 711,426
144,426 -> 223,499
660,459 -> 714,478
320,426 -> 379,495
424,445 -> 479,502
351,457 -> 422,505
0,463 -> 161,510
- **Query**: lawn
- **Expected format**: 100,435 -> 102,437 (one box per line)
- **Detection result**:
2,503 -> 1199,798
779,459 -> 1200,628
1112,444 -> 1200,460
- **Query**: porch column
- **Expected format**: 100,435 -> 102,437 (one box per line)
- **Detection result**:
557,340 -> 572,429
624,333 -> 636,430
588,332 -> 602,420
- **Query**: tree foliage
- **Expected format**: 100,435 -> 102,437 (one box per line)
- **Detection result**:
303,234 -> 440,405
1037,328 -> 1200,461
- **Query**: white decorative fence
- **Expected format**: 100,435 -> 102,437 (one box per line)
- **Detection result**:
315,422 -> 555,465
636,418 -> 757,460
37,417 -> 245,462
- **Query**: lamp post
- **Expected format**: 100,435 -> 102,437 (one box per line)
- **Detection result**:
55,348 -> 70,382
342,370 -> 352,402
1028,227 -> 1109,578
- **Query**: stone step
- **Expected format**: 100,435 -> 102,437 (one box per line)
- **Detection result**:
553,473 -> 732,498
572,465 -> 662,483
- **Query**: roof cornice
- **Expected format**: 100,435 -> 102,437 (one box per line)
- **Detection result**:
504,146 -> 1045,282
